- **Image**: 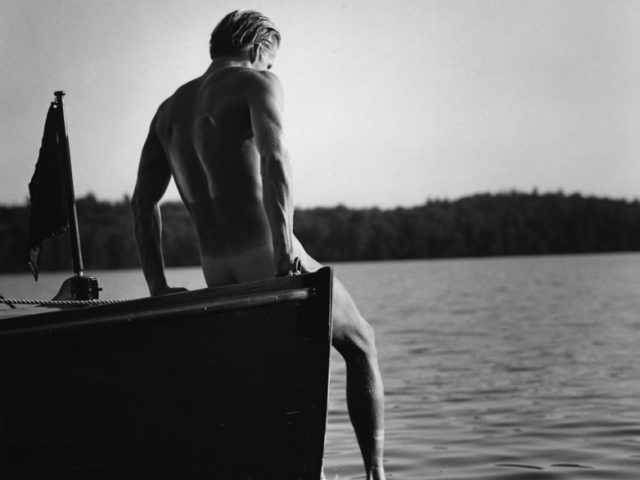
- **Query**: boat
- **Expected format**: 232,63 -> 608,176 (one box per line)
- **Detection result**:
0,267 -> 333,479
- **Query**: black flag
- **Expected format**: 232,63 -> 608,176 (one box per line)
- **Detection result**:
26,102 -> 69,280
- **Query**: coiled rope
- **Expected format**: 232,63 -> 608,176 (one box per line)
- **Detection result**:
0,296 -> 129,308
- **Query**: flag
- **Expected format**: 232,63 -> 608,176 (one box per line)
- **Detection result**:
26,102 -> 69,280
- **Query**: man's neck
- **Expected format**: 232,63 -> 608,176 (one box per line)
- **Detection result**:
208,55 -> 252,73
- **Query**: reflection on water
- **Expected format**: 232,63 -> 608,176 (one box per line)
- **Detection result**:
2,253 -> 640,479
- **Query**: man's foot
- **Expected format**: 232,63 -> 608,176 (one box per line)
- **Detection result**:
369,465 -> 386,480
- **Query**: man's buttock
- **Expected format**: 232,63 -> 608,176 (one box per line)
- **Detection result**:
202,243 -> 275,287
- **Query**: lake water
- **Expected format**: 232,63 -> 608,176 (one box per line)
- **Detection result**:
2,253 -> 640,479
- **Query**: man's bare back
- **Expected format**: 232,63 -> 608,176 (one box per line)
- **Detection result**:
153,66 -> 288,286
131,10 -> 385,479
133,29 -> 299,292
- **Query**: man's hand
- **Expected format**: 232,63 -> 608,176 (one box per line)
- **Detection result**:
290,257 -> 303,275
151,286 -> 188,297
276,256 -> 303,277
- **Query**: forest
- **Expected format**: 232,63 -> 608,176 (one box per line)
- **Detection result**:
1,191 -> 639,273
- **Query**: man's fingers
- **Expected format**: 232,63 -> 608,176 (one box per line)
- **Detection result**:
154,286 -> 188,296
292,257 -> 302,274
168,287 -> 188,293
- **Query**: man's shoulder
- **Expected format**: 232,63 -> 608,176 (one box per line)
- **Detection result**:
167,78 -> 201,104
154,78 -> 202,120
238,69 -> 283,100
242,68 -> 280,84
249,69 -> 281,90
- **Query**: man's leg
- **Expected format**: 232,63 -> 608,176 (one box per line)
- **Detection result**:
294,238 -> 385,479
331,277 -> 386,479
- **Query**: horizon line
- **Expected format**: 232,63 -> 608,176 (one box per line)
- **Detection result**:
2,188 -> 639,210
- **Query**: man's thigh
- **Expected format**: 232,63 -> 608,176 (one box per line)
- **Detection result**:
293,237 -> 375,353
330,276 -> 376,355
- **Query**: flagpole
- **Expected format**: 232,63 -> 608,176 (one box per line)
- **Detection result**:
53,91 -> 84,277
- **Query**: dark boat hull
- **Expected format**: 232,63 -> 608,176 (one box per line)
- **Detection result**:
0,268 -> 333,480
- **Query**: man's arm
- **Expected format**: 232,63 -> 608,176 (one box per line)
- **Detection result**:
248,72 -> 295,275
131,113 -> 176,296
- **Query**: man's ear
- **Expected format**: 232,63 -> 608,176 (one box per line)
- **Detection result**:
250,43 -> 260,63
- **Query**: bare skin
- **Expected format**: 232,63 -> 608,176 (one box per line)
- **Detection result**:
132,43 -> 385,479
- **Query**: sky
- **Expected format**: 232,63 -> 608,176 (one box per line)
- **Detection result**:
1,0 -> 639,208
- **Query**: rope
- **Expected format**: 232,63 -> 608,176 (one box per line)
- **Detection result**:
0,297 -> 130,308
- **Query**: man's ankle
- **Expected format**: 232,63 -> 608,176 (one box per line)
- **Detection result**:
369,466 -> 386,480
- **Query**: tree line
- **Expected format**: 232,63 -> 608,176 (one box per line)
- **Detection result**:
0,191 -> 639,273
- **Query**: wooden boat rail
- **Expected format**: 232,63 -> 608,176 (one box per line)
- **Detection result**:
0,287 -> 314,336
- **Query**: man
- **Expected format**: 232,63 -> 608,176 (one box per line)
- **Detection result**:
132,10 -> 385,479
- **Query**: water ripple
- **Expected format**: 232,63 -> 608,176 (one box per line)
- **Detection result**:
326,255 -> 640,479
